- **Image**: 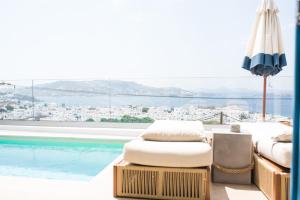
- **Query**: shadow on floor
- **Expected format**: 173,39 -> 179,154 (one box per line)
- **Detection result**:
211,183 -> 230,200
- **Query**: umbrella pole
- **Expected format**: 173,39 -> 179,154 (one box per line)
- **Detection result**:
262,76 -> 267,121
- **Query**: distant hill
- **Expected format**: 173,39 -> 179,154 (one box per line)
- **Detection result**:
14,79 -> 293,98
17,80 -> 195,97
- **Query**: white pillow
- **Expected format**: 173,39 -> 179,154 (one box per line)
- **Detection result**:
239,122 -> 292,143
272,130 -> 292,142
141,120 -> 206,142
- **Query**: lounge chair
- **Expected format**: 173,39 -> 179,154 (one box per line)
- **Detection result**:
113,120 -> 212,200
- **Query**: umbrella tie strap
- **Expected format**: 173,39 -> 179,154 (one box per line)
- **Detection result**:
213,162 -> 254,174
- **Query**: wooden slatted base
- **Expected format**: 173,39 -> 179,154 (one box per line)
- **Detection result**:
253,153 -> 290,200
114,160 -> 210,200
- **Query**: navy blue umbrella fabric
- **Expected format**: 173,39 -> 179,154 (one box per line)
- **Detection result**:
242,53 -> 287,76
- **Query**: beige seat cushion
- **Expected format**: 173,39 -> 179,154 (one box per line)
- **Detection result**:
124,139 -> 212,168
141,120 -> 205,142
256,139 -> 292,168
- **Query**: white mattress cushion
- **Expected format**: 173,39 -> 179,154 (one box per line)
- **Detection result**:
256,139 -> 292,168
123,139 -> 212,167
141,120 -> 205,142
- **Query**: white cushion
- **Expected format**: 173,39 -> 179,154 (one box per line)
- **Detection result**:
141,120 -> 205,142
123,139 -> 212,168
239,122 -> 292,144
272,130 -> 292,142
256,139 -> 292,168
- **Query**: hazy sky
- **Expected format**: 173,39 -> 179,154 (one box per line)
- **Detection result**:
0,0 -> 296,85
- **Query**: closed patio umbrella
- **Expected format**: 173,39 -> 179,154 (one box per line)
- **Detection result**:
242,0 -> 287,120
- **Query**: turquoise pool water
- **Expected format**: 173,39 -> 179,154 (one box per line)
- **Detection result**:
0,136 -> 124,181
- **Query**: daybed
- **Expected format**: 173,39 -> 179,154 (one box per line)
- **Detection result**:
113,120 -> 212,200
240,122 -> 292,200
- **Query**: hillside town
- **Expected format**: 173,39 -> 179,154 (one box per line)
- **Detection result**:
0,96 -> 288,124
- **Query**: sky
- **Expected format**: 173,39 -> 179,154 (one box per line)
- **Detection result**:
0,0 -> 296,90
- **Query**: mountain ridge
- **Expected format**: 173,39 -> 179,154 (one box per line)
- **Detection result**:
14,79 -> 292,98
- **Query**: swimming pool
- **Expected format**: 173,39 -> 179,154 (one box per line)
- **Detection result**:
0,136 -> 124,181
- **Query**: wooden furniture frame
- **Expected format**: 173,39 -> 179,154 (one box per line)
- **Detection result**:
114,160 -> 211,200
254,153 -> 290,200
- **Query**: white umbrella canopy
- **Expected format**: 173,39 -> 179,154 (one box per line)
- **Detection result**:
242,0 -> 287,120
